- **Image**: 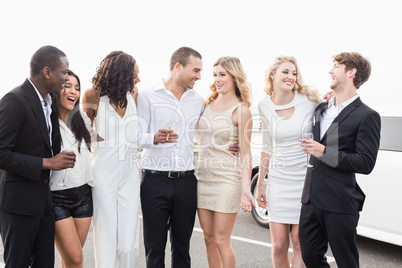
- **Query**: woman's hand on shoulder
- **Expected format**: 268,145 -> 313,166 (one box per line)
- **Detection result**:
323,90 -> 336,102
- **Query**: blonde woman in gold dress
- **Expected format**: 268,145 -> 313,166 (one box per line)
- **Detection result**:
196,56 -> 254,268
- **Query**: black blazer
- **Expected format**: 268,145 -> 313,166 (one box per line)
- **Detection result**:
0,79 -> 60,215
301,97 -> 381,214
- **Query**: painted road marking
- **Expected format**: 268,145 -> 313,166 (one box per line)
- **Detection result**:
0,219 -> 335,267
193,226 -> 336,263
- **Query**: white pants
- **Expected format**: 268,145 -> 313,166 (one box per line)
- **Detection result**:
92,166 -> 140,268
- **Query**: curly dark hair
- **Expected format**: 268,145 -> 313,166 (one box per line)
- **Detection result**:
91,51 -> 136,108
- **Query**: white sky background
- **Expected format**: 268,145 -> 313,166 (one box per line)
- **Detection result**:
0,0 -> 401,116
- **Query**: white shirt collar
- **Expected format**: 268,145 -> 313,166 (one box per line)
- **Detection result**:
340,94 -> 359,109
327,94 -> 358,110
327,96 -> 336,109
153,79 -> 195,96
320,94 -> 359,140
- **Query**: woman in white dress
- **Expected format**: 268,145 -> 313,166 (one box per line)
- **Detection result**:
256,56 -> 321,268
82,51 -> 141,268
50,71 -> 94,268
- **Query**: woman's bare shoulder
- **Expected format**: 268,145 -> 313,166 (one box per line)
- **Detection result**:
82,88 -> 99,104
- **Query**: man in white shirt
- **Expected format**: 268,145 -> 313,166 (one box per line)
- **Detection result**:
137,47 -> 205,267
298,52 -> 381,267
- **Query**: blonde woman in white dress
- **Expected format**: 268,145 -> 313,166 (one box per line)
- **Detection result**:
197,56 -> 254,268
256,56 -> 321,268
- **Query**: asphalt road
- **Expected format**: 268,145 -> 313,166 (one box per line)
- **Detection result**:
1,210 -> 401,267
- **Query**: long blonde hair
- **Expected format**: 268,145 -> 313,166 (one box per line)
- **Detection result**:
264,56 -> 321,103
207,56 -> 252,106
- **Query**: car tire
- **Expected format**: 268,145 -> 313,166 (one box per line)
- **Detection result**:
250,171 -> 270,228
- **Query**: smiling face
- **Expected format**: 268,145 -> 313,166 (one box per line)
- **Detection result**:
48,56 -> 70,94
133,63 -> 141,87
329,61 -> 347,91
271,61 -> 297,94
177,55 -> 202,89
213,64 -> 235,95
59,75 -> 80,114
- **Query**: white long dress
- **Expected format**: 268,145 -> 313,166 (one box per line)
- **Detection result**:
91,93 -> 140,267
258,91 -> 318,224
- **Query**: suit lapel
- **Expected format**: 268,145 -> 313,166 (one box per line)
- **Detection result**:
321,97 -> 361,141
313,102 -> 327,142
50,97 -> 61,154
22,79 -> 52,150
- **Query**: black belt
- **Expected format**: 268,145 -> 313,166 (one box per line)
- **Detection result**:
142,169 -> 194,179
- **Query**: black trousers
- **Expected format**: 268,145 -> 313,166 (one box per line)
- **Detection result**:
141,171 -> 197,268
299,203 -> 360,268
0,189 -> 55,268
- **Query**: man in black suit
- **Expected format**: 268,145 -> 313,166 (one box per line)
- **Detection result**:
298,52 -> 381,268
0,46 -> 76,268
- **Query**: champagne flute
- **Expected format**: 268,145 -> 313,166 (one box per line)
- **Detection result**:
168,121 -> 180,144
303,132 -> 314,167
170,121 -> 180,134
169,121 -> 181,169
57,149 -> 73,187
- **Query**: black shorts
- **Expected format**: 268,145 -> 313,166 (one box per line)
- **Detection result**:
52,184 -> 93,221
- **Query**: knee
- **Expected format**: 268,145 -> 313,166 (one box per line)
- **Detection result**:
117,248 -> 137,264
300,247 -> 320,265
214,236 -> 230,251
63,254 -> 83,268
291,238 -> 302,252
118,247 -> 137,256
71,259 -> 84,268
272,241 -> 289,256
203,234 -> 216,248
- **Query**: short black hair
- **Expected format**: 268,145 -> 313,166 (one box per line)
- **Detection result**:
30,45 -> 67,77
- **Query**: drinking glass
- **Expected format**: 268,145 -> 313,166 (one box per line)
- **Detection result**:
166,121 -> 180,142
303,132 -> 314,167
170,121 -> 180,134
57,169 -> 68,187
57,149 -> 73,187
171,121 -> 180,141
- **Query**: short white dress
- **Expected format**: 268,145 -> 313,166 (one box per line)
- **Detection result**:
258,91 -> 318,224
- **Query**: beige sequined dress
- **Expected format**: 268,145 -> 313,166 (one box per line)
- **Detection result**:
196,103 -> 242,213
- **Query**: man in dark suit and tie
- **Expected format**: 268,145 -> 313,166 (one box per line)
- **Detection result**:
298,52 -> 381,268
0,46 -> 77,268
